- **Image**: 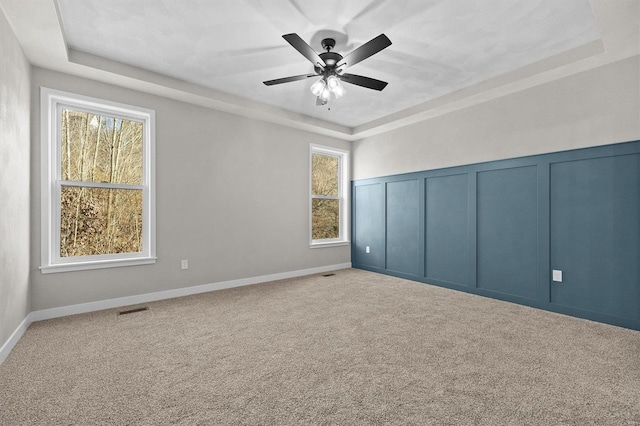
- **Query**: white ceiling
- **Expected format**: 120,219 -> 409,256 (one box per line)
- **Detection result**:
1,1 -> 638,140
55,0 -> 599,128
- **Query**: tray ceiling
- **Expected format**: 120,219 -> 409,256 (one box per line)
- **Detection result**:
4,1 -> 638,140
55,0 -> 600,128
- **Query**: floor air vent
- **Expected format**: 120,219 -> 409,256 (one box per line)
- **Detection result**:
322,273 -> 336,277
119,306 -> 149,315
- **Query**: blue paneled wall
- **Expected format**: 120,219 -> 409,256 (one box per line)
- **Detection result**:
352,140 -> 640,330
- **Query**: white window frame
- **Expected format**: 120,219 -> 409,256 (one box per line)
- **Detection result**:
310,144 -> 350,248
40,87 -> 156,273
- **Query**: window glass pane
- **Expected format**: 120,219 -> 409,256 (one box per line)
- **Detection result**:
312,153 -> 339,196
60,185 -> 142,257
61,108 -> 143,185
312,198 -> 340,239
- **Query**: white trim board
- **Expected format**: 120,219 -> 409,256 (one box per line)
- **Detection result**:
0,263 -> 351,366
0,314 -> 33,366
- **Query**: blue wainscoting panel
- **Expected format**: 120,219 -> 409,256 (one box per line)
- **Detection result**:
353,183 -> 384,269
425,174 -> 469,286
550,154 -> 640,320
386,179 -> 420,276
476,166 -> 538,300
352,140 -> 640,330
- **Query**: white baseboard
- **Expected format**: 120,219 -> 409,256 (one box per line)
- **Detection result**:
0,313 -> 33,366
1,263 -> 351,365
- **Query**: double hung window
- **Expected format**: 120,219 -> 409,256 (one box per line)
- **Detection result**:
310,145 -> 349,247
41,88 -> 156,273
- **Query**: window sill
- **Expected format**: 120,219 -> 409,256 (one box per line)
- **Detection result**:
40,257 -> 157,274
310,241 -> 351,249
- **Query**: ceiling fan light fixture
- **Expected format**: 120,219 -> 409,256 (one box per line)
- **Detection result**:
320,86 -> 331,102
310,78 -> 326,96
326,75 -> 340,90
332,82 -> 346,99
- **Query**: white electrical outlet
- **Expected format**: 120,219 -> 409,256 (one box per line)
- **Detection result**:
365,246 -> 370,254
552,269 -> 562,282
181,259 -> 189,270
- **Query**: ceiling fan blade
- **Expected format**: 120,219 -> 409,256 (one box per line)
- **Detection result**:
282,33 -> 326,68
340,73 -> 388,91
336,34 -> 392,68
263,73 -> 317,86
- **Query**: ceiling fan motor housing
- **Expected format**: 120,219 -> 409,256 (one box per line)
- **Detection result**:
314,38 -> 342,77
319,52 -> 342,67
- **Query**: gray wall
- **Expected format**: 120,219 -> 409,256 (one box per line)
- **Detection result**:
352,56 -> 640,179
0,11 -> 31,347
30,68 -> 350,311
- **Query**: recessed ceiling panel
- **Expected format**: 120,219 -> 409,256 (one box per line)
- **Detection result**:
57,0 -> 601,128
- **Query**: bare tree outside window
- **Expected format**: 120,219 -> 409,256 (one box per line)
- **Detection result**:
60,109 -> 144,256
311,153 -> 340,240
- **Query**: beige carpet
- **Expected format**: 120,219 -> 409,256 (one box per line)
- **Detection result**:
1,269 -> 639,425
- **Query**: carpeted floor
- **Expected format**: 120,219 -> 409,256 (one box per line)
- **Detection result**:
1,268 -> 639,425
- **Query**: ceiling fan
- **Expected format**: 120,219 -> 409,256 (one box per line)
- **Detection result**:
263,33 -> 392,106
